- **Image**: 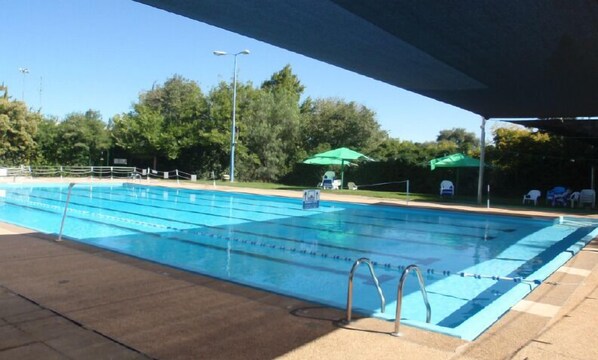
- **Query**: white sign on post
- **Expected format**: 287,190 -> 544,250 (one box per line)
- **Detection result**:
302,189 -> 320,209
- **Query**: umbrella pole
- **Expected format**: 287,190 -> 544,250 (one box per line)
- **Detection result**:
341,160 -> 345,190
455,168 -> 459,195
477,117 -> 487,204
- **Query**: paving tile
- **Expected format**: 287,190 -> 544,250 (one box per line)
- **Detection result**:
15,315 -> 83,342
0,342 -> 66,360
511,299 -> 560,317
0,293 -> 41,318
0,323 -> 33,350
45,329 -> 149,360
3,309 -> 55,324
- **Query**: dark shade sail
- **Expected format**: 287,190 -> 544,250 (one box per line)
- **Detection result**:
135,0 -> 598,119
508,119 -> 598,147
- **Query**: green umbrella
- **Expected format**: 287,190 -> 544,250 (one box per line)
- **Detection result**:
429,153 -> 480,170
429,153 -> 481,195
306,147 -> 374,189
303,157 -> 351,166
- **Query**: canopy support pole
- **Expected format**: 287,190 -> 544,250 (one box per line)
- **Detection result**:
477,117 -> 487,204
341,160 -> 345,190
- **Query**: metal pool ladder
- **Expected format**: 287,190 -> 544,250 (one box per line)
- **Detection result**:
57,182 -> 76,242
392,264 -> 431,336
345,258 -> 386,323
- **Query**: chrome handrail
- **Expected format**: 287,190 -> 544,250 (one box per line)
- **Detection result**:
392,264 -> 431,336
57,183 -> 76,242
345,257 -> 385,323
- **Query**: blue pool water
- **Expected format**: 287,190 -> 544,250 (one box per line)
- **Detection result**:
0,183 -> 596,340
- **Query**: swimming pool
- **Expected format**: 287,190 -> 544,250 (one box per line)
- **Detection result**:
0,182 -> 596,340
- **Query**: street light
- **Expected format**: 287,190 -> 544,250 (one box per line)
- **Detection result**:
18,67 -> 29,101
213,49 -> 250,182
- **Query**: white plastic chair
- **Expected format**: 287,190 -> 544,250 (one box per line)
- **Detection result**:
440,180 -> 454,196
569,191 -> 580,208
522,190 -> 541,205
579,189 -> 595,208
332,179 -> 341,190
347,182 -> 358,190
320,171 -> 336,189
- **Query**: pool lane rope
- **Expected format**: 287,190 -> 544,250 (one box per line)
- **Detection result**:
9,194 -> 543,287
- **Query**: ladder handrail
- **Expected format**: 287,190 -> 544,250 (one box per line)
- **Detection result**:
345,257 -> 385,323
392,264 -> 431,336
57,182 -> 76,242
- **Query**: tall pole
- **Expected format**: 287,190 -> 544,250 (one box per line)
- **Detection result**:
231,55 -> 239,182
19,67 -> 29,102
213,50 -> 250,182
477,117 -> 487,204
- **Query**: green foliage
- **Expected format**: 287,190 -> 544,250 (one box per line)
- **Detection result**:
240,89 -> 301,181
436,128 -> 480,154
261,64 -> 305,103
0,98 -> 40,165
5,67 -> 596,201
112,75 -> 207,168
300,98 -> 387,154
34,117 -> 60,165
485,125 -> 593,194
52,110 -> 111,165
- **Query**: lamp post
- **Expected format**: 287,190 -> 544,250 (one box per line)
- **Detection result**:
213,49 -> 250,182
18,67 -> 29,102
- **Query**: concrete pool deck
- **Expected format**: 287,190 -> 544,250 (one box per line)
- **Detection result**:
1,178 -> 597,359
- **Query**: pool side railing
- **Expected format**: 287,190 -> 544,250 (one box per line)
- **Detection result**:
57,182 -> 76,242
392,264 -> 431,337
344,259 -> 432,337
0,165 -> 199,183
345,257 -> 386,323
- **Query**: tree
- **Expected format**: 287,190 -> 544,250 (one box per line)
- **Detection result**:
112,105 -> 165,168
300,98 -> 387,154
112,75 -> 208,169
34,116 -> 60,165
436,128 -> 479,154
240,88 -> 302,181
53,110 -> 111,165
0,98 -> 40,165
261,64 -> 305,103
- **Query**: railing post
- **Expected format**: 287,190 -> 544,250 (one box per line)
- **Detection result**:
392,264 -> 431,337
345,258 -> 385,323
57,183 -> 76,242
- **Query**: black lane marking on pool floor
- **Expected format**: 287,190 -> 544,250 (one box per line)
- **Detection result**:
4,200 -> 411,287
2,197 -> 442,265
118,184 -> 519,234
436,226 -> 596,329
9,191 -> 494,256
24,188 -> 501,243
67,184 -> 515,236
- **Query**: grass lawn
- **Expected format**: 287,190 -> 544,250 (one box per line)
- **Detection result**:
185,180 -> 596,215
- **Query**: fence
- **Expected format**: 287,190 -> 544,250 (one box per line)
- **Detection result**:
0,165 -> 198,183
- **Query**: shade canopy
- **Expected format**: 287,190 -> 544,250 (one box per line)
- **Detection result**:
429,153 -> 481,170
508,119 -> 598,147
305,147 -> 373,189
136,0 -> 598,119
303,157 -> 353,166
314,147 -> 374,162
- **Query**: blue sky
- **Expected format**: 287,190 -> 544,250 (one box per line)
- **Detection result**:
1,0 -> 495,142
